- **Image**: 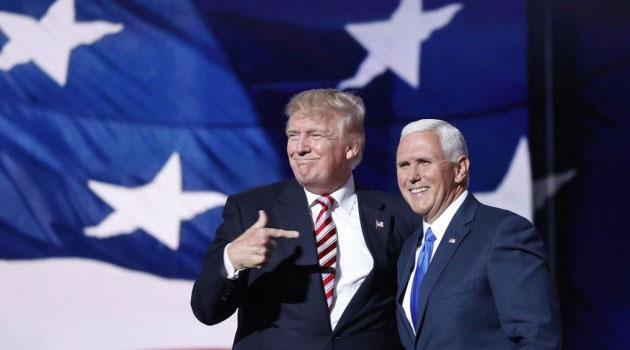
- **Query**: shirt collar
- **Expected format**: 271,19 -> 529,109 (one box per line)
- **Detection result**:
423,190 -> 469,240
303,174 -> 356,213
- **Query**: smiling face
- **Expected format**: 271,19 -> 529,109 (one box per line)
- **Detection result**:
286,113 -> 359,194
396,131 -> 469,224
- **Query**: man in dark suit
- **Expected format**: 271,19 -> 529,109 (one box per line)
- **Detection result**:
191,89 -> 419,350
395,119 -> 561,349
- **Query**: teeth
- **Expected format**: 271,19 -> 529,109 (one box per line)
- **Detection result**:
410,187 -> 428,194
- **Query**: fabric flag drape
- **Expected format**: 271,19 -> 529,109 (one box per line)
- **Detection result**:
0,0 -> 529,348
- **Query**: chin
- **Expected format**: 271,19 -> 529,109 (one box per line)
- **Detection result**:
414,209 -> 428,216
297,178 -> 319,189
410,204 -> 430,216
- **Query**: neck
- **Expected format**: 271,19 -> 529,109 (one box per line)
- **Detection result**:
425,186 -> 466,224
304,173 -> 352,195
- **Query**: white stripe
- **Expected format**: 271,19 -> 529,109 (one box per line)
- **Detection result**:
316,197 -> 337,311
317,234 -> 337,253
319,249 -> 337,266
321,271 -> 334,280
317,197 -> 333,209
323,276 -> 335,289
322,279 -> 335,290
315,222 -> 335,242
319,245 -> 337,263
314,210 -> 332,228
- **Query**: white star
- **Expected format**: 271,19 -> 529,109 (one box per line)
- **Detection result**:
338,0 -> 462,90
533,168 -> 576,209
474,137 -> 533,221
474,137 -> 577,222
0,0 -> 123,86
84,153 -> 227,250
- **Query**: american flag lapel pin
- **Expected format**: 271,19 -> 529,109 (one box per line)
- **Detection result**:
448,238 -> 456,244
375,220 -> 384,228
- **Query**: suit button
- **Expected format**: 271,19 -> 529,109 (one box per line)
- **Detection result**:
333,336 -> 340,341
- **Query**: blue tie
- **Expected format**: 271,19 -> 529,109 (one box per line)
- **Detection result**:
410,227 -> 436,330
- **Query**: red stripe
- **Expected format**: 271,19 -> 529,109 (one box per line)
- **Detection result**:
319,252 -> 337,268
316,229 -> 336,249
320,255 -> 337,270
322,273 -> 334,284
316,208 -> 326,222
315,222 -> 333,238
318,240 -> 337,261
322,272 -> 335,285
315,198 -> 331,221
313,195 -> 338,314
315,216 -> 333,235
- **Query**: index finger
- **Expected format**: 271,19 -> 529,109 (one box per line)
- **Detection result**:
264,229 -> 299,239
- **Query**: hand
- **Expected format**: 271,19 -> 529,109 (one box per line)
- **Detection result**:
227,210 -> 299,270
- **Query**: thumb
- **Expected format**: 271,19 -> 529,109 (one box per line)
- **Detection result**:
249,210 -> 268,230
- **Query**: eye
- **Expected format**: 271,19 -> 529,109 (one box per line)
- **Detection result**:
418,159 -> 432,167
398,161 -> 410,168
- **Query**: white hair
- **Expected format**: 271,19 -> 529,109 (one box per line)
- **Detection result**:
400,119 -> 468,162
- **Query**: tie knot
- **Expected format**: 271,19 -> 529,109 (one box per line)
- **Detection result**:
316,195 -> 335,211
424,227 -> 436,244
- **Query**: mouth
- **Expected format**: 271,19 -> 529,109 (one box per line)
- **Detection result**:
410,186 -> 429,194
294,158 -> 318,163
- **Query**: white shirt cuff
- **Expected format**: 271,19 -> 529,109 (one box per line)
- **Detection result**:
223,243 -> 244,280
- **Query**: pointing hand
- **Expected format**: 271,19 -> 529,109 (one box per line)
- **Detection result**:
227,210 -> 299,270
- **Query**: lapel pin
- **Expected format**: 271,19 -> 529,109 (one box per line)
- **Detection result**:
375,220 -> 384,228
448,238 -> 456,244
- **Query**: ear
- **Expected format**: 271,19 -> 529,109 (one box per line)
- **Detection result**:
345,139 -> 361,160
453,155 -> 470,184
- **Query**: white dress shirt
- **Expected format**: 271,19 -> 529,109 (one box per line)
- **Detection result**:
224,175 -> 373,330
402,190 -> 469,331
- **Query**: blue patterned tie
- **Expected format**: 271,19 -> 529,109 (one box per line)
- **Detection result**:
410,227 -> 436,330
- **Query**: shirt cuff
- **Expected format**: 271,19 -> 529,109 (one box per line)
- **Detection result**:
224,243 -> 245,280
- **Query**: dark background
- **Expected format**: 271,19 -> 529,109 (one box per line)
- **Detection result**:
529,0 -> 630,348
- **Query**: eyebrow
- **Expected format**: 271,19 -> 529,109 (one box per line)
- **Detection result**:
396,156 -> 432,164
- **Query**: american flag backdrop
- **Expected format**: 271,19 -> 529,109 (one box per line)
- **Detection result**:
0,0 -> 539,348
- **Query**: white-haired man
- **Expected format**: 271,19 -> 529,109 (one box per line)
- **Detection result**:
395,119 -> 561,349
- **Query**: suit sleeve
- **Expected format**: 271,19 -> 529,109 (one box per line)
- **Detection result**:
487,214 -> 562,349
191,195 -> 249,325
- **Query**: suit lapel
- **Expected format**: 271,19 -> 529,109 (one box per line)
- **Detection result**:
397,227 -> 423,341
334,188 -> 390,331
414,195 -> 479,342
272,179 -> 331,328
356,189 -> 390,267
397,227 -> 423,304
272,179 -> 317,265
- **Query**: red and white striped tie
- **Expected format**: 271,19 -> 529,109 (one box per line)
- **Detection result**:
314,195 -> 338,312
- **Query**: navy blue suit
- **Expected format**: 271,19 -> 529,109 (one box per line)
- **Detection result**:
397,194 -> 561,349
191,178 -> 420,350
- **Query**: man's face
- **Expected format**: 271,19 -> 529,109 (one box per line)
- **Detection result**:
286,113 -> 357,194
396,131 -> 468,223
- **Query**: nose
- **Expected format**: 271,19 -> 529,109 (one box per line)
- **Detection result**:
409,164 -> 421,183
296,134 -> 310,155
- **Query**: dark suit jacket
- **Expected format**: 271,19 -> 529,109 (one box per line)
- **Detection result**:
191,178 -> 420,350
397,194 -> 561,350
